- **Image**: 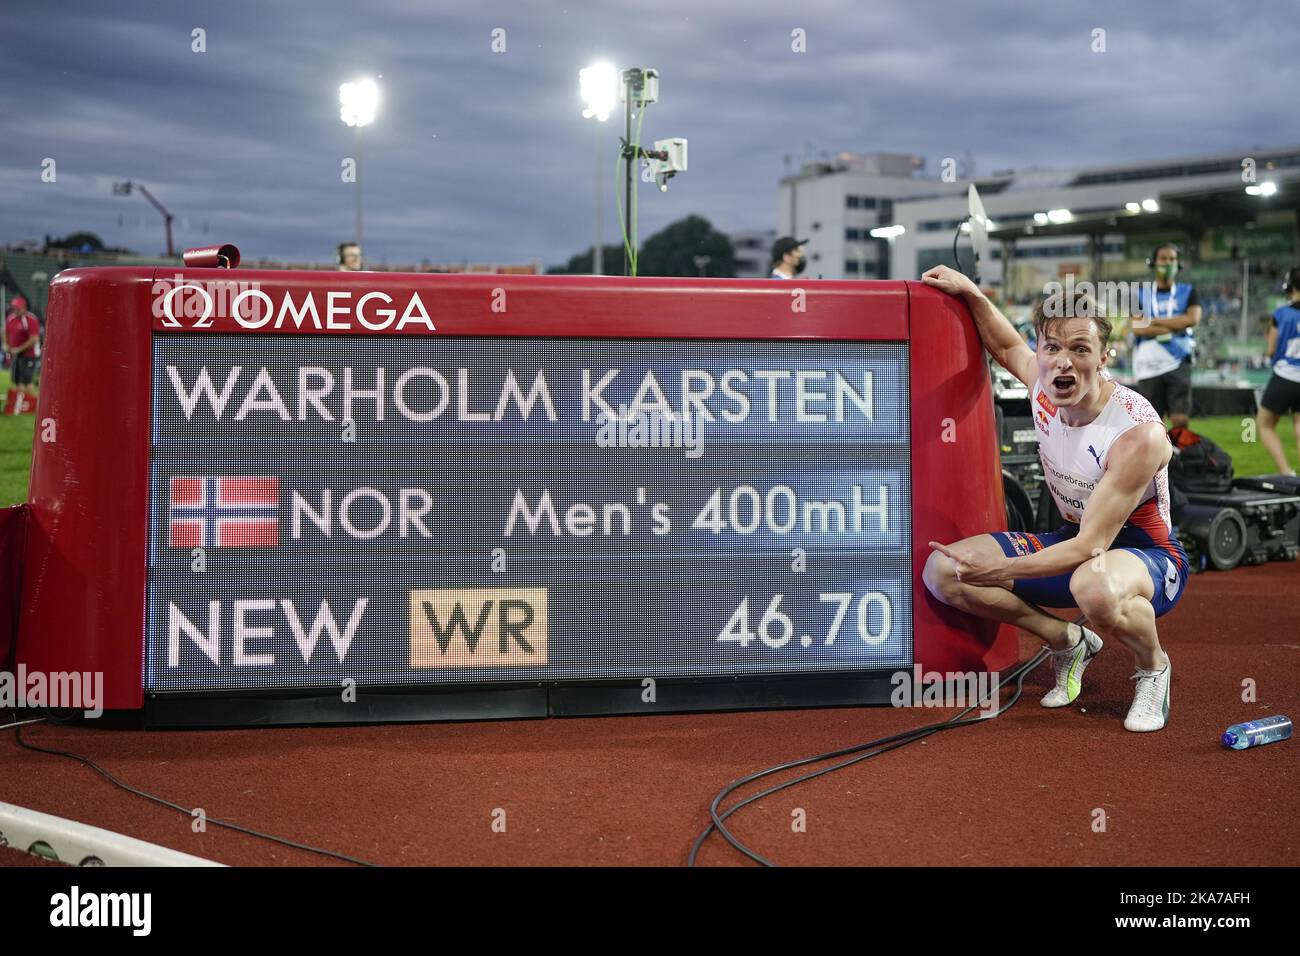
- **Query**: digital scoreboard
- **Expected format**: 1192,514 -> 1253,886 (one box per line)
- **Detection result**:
18,268 -> 1015,724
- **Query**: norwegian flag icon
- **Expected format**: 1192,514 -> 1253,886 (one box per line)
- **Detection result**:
169,476 -> 280,548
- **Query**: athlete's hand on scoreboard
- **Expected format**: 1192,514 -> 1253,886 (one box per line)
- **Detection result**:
927,540 -> 1014,589
921,265 -> 979,298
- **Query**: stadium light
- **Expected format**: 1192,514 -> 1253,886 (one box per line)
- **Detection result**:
870,225 -> 905,239
1033,212 -> 1049,225
580,62 -> 619,122
1046,208 -> 1073,224
1141,198 -> 1159,213
339,77 -> 380,268
580,62 -> 619,276
1245,181 -> 1278,197
1125,201 -> 1141,213
339,78 -> 380,128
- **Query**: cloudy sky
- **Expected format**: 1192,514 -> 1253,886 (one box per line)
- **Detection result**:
2,0 -> 1296,268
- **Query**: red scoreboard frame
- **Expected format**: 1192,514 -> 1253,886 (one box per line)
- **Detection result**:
15,266 -> 1016,722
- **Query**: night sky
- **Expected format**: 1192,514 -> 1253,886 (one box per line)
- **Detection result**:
3,0 -> 1296,268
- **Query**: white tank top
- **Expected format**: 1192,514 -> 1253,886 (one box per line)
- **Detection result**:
1030,378 -> 1173,535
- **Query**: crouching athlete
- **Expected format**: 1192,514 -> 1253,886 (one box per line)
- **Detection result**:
920,265 -> 1187,732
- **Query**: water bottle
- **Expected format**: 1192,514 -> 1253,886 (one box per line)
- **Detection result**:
1221,715 -> 1292,750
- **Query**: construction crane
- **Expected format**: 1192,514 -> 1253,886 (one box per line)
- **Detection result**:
112,180 -> 175,257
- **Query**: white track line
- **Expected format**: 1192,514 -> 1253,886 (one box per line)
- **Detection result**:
0,801 -> 225,866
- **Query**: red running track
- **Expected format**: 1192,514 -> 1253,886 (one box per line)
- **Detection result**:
2,560 -> 1297,867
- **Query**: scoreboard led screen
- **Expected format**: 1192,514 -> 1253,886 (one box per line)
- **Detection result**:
17,267 -> 1016,722
148,335 -> 913,691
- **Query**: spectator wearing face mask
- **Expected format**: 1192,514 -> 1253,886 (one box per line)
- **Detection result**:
769,236 -> 808,279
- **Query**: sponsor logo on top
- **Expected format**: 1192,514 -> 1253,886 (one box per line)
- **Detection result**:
151,274 -> 434,332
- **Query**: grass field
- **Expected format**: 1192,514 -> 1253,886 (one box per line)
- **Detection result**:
0,370 -> 35,507
1197,413 -> 1299,477
0,373 -> 1294,508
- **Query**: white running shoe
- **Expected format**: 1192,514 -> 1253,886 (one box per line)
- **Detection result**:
1124,657 -> 1172,732
1040,624 -> 1104,708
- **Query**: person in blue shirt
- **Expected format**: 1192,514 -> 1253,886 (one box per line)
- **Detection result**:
1258,266 -> 1300,476
1130,243 -> 1201,430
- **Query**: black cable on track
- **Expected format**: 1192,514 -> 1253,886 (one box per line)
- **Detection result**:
689,647 -> 1050,866
5,717 -> 378,867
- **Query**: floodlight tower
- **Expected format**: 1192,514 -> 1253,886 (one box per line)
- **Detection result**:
580,62 -> 618,276
339,77 -> 380,265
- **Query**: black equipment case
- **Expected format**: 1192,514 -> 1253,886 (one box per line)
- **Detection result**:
1183,487 -> 1300,568
1232,473 -> 1300,496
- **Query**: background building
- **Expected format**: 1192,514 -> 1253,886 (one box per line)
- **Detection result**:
776,152 -> 967,280
775,147 -> 1300,297
888,145 -> 1300,298
773,145 -> 1300,380
728,228 -> 777,278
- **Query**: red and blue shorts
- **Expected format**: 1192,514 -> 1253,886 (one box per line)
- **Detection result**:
989,523 -> 1189,618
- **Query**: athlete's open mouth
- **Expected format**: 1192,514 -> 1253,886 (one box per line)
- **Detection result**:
1051,375 -> 1076,393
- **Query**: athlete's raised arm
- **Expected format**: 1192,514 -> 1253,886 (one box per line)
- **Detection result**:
921,265 -> 1037,388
